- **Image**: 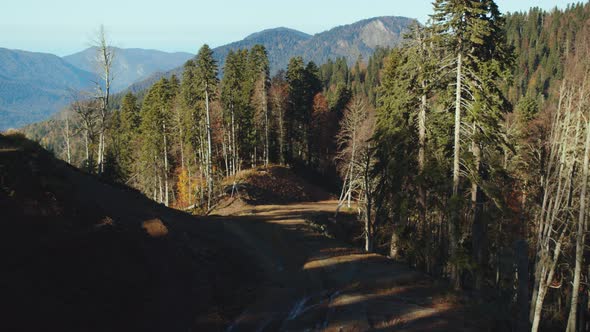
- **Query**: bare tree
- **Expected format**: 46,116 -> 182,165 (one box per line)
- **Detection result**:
530,83 -> 580,332
335,97 -> 376,252
336,97 -> 366,214
70,91 -> 97,170
92,25 -> 114,174
60,109 -> 73,164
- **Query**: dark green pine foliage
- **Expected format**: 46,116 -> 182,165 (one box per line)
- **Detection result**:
372,24 -> 445,271
195,44 -> 219,100
194,44 -> 219,207
365,47 -> 390,106
180,59 -> 203,155
138,78 -> 176,199
431,0 -> 513,289
374,47 -> 418,232
222,49 -> 252,164
115,92 -> 140,180
504,3 -> 590,103
285,57 -> 322,164
247,45 -> 271,165
285,56 -> 307,162
319,57 -> 351,112
303,61 -> 322,163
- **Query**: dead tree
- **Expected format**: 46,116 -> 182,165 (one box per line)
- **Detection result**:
70,91 -> 97,170
335,97 -> 376,252
530,84 -> 579,332
92,25 -> 114,174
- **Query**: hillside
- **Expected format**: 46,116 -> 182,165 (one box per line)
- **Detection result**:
63,47 -> 194,91
0,48 -> 94,130
0,133 -> 262,331
1,133 -> 480,331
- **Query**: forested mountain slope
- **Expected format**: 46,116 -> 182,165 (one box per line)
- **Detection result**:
0,133 -> 261,331
127,16 -> 414,91
0,48 -> 94,130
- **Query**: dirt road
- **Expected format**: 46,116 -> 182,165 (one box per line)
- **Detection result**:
216,201 -> 475,332
2,136 -> 476,331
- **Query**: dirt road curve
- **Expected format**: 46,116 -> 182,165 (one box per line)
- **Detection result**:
215,201 -> 475,332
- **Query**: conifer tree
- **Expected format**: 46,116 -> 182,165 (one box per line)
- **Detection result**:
431,0 -> 511,289
116,92 -> 140,181
286,57 -> 306,162
195,44 -> 219,209
248,45 -> 270,166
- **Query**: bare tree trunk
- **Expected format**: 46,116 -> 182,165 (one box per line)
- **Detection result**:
85,130 -> 90,168
163,122 -> 169,207
450,50 -> 463,289
567,116 -> 590,332
222,131 -> 229,177
418,87 -> 427,228
390,228 -> 401,259
158,174 -> 163,204
205,86 -> 213,210
530,84 -> 566,323
153,173 -> 157,201
531,233 -> 565,332
278,102 -> 285,165
264,90 -> 269,167
363,143 -> 373,253
531,90 -> 577,330
97,132 -> 103,173
231,105 -> 237,175
63,114 -> 72,164
94,25 -> 113,175
471,125 -> 484,291
346,130 -> 357,209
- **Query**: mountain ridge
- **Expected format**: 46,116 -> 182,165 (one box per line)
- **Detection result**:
0,47 -> 95,130
126,15 -> 415,93
63,47 -> 194,91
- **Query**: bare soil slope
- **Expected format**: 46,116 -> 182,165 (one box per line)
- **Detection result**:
1,134 -> 261,331
215,166 -> 333,214
215,202 -> 479,331
2,135 -> 479,331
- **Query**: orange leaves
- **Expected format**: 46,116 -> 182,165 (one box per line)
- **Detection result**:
176,167 -> 191,208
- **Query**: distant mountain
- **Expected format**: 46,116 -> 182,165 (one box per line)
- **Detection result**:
214,16 -> 414,72
63,47 -> 193,92
129,16 -> 415,92
299,16 -> 412,67
0,47 -> 193,130
0,48 -> 94,130
214,27 -> 313,72
7,16 -> 414,130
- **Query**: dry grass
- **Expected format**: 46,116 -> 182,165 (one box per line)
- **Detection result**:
218,165 -> 333,207
142,218 -> 169,237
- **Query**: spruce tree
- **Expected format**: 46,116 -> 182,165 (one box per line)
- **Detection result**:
195,44 -> 219,209
431,0 -> 512,289
117,92 -> 140,180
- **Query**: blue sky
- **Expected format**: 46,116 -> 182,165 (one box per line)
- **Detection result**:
0,0 -> 578,56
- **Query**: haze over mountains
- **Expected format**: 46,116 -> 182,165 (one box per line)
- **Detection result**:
0,48 -> 193,130
63,47 -> 194,91
130,16 -> 415,92
0,48 -> 94,130
0,16 -> 415,130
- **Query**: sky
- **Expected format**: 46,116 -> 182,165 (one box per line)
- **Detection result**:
0,0 -> 578,56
